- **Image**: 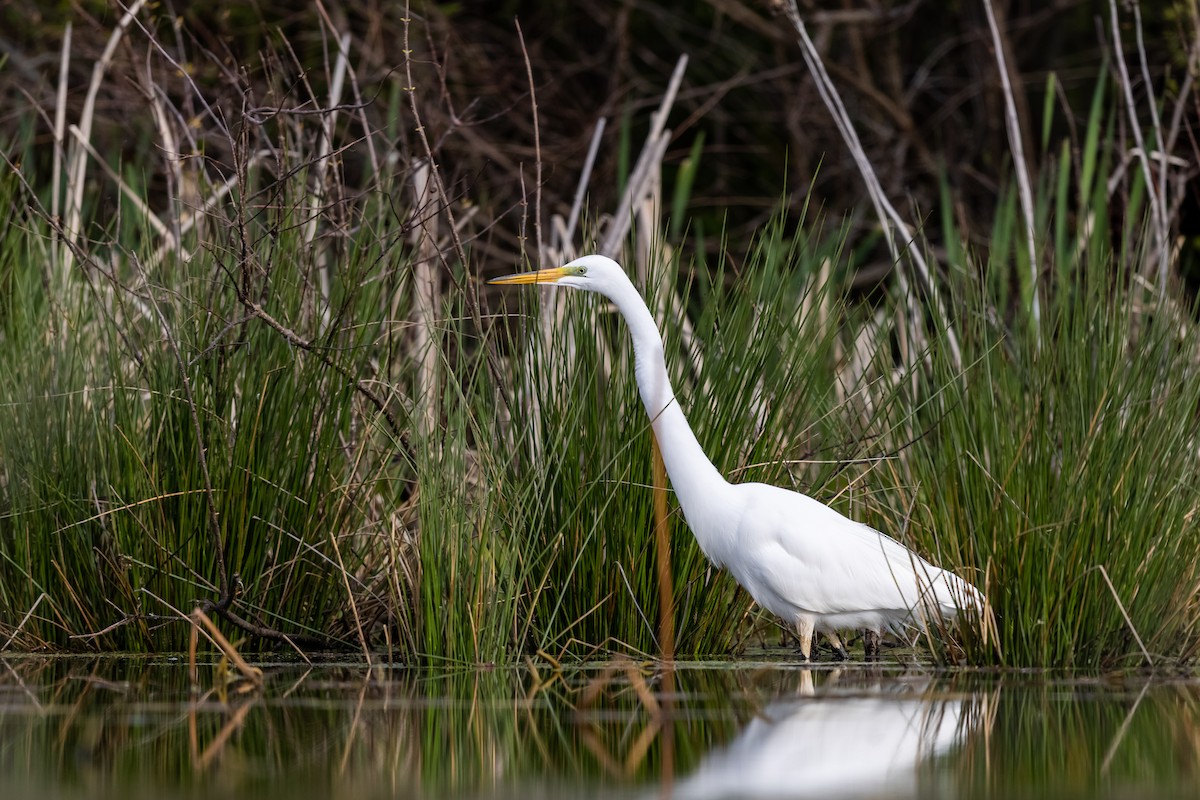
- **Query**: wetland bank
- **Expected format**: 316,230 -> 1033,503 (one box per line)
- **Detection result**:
1,2 -> 1200,797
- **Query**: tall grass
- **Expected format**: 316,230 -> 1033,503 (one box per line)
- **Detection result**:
904,138 -> 1200,668
0,140 -> 409,652
0,9 -> 1197,667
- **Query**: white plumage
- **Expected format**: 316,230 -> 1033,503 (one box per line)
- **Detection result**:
671,672 -> 970,799
490,255 -> 984,659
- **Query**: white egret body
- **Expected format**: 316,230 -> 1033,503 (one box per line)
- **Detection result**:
490,255 -> 984,659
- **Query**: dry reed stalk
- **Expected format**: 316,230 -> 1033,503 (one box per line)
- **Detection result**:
599,55 -> 687,259
304,30 -> 351,332
1095,564 -> 1153,668
550,215 -> 574,263
62,0 -> 149,285
141,57 -> 188,263
401,2 -> 512,421
622,720 -> 662,777
409,159 -> 441,440
781,0 -> 962,372
1107,0 -> 1171,292
1100,681 -> 1151,775
562,117 -> 607,252
327,524 -> 373,666
982,0 -> 1041,342
314,0 -> 380,178
633,167 -> 660,286
189,608 -> 264,685
50,22 -> 71,277
196,701 -> 256,769
1130,1 -> 1172,295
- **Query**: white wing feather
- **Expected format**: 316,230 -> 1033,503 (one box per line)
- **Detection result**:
724,483 -> 981,629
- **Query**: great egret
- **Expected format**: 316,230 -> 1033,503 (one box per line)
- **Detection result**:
489,255 -> 984,660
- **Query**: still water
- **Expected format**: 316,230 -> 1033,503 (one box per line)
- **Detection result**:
0,653 -> 1195,799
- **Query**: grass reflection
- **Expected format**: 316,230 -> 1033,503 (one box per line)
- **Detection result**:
0,657 -> 1196,799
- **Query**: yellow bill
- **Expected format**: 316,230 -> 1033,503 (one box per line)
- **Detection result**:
487,267 -> 571,285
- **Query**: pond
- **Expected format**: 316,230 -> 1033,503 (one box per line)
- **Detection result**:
0,653 -> 1195,799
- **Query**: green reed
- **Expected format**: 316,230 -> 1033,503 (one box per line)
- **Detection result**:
1,57 -> 1197,666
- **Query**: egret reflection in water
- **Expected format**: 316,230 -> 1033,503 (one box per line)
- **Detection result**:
670,670 -> 979,800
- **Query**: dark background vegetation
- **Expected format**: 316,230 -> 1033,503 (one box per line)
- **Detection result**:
3,0 -> 1196,288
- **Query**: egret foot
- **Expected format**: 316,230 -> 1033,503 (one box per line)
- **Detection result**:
796,616 -> 815,662
825,631 -> 849,661
864,629 -> 882,660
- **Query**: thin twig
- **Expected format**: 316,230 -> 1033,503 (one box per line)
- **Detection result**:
401,1 -> 512,414
516,19 -> 544,261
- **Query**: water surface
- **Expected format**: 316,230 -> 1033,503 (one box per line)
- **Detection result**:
0,654 -> 1195,799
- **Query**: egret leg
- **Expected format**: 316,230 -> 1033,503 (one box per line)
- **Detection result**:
796,616 -> 815,662
864,629 -> 882,660
825,632 -> 849,661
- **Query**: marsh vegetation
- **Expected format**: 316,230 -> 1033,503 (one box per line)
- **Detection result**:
0,2 -> 1197,670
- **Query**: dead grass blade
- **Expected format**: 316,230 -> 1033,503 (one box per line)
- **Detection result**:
189,608 -> 264,686
1095,564 -> 1153,668
0,593 -> 47,652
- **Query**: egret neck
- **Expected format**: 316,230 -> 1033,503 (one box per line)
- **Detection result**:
606,278 -> 733,549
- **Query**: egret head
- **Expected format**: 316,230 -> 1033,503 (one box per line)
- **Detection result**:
487,255 -> 629,297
